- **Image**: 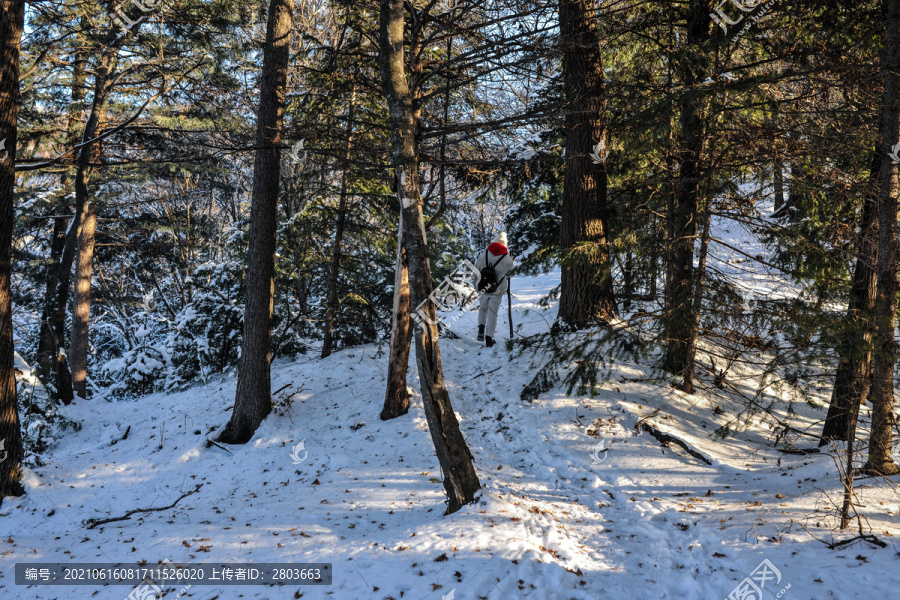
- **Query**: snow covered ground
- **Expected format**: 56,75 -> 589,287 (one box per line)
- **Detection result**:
2,267 -> 899,600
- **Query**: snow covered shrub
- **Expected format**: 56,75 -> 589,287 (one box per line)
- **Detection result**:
92,255 -> 247,399
94,311 -> 173,399
165,258 -> 246,385
14,354 -> 80,467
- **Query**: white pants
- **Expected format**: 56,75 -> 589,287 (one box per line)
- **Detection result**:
478,294 -> 503,337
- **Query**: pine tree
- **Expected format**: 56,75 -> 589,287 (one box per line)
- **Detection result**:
218,0 -> 294,444
557,0 -> 618,326
864,0 -> 900,476
69,203 -> 96,398
663,0 -> 712,378
0,0 -> 25,505
379,0 -> 480,513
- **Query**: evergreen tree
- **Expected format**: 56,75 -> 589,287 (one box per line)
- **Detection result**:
0,0 -> 25,505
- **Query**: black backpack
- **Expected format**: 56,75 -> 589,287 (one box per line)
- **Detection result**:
477,252 -> 507,294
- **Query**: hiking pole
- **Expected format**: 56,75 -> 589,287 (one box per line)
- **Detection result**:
507,277 -> 514,339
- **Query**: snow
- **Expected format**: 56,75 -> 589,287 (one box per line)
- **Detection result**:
2,271 -> 899,599
13,351 -> 41,388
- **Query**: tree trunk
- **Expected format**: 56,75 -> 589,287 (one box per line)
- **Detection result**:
623,250 -> 634,310
0,0 -> 25,505
69,203 -> 96,399
35,39 -> 86,400
381,223 -> 412,420
557,0 -> 617,326
380,0 -> 480,512
864,0 -> 900,476
218,0 -> 293,444
49,43 -> 123,404
663,3 -> 710,376
681,195 -> 712,394
820,152 -> 879,446
773,158 -> 784,211
321,88 -> 356,359
35,213 -> 67,390
663,34 -> 676,312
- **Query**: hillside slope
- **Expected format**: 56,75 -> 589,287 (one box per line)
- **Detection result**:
1,270 -> 898,600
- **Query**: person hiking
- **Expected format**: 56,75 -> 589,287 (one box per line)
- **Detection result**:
475,232 -> 514,347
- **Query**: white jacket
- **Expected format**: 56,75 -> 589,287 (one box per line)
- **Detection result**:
476,247 -> 514,296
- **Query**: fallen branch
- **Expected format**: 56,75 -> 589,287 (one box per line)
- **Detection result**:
273,382 -> 292,397
466,366 -> 502,381
206,437 -> 232,453
826,534 -> 887,549
636,419 -> 712,465
776,446 -> 820,455
84,484 -> 203,529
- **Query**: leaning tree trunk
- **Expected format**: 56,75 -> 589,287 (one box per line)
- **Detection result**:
557,0 -> 617,326
218,0 -> 293,444
0,0 -> 25,505
321,88 -> 356,359
820,152 -> 879,446
69,202 -> 96,399
381,222 -> 412,420
663,2 -> 711,376
380,0 -> 480,512
864,0 -> 900,476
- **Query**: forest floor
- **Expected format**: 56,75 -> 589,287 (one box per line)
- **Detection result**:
3,212 -> 900,599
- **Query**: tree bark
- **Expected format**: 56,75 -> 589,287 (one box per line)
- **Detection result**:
864,0 -> 900,476
380,0 -> 480,512
0,0 -> 25,505
557,0 -> 617,326
820,152 -> 879,446
48,41 -> 124,404
681,195 -> 712,394
218,0 -> 293,444
321,88 -> 357,359
35,213 -> 67,388
381,223 -> 412,420
35,36 -> 86,401
663,31 -> 676,311
663,2 -> 711,376
773,158 -> 784,211
69,202 -> 96,399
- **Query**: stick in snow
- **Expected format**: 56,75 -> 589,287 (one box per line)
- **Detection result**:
206,437 -> 232,453
108,425 -> 131,446
776,446 -> 820,455
84,484 -> 203,529
636,419 -> 712,465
